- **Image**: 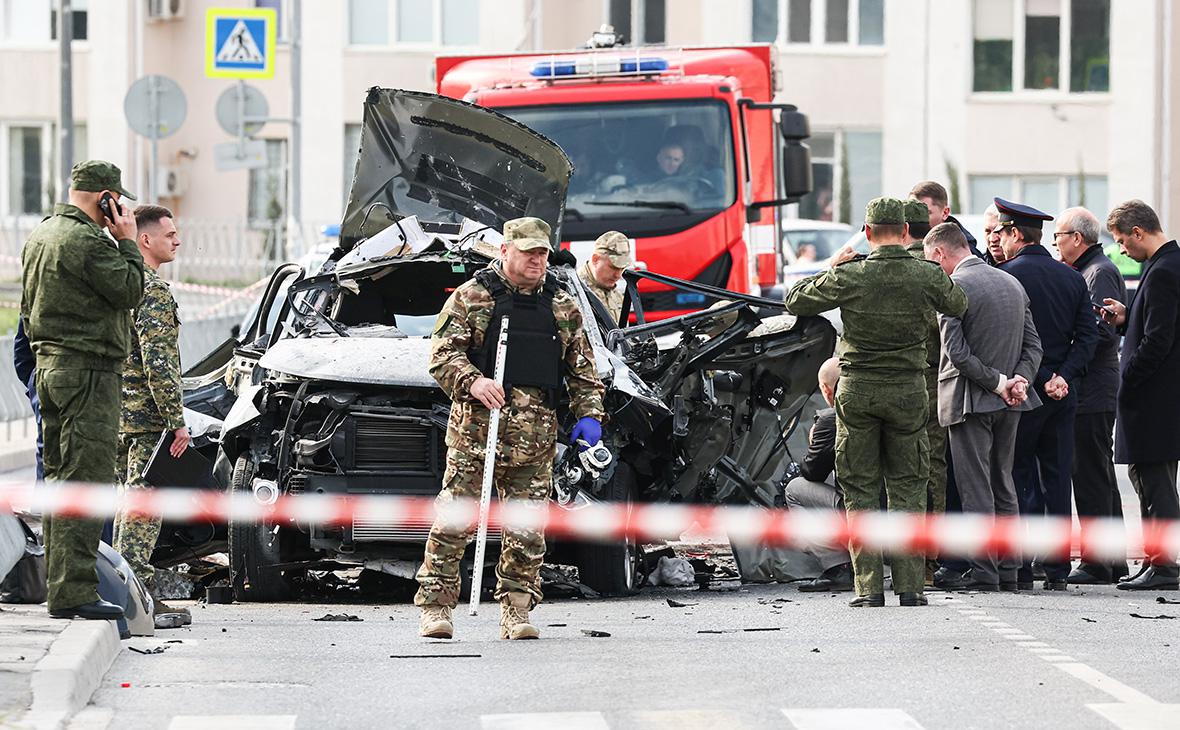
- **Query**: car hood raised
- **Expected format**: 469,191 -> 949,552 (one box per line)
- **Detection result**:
258,337 -> 437,388
340,88 -> 573,252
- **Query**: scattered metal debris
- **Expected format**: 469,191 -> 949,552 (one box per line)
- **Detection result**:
313,613 -> 363,622
1081,617 -> 1097,623
666,598 -> 698,608
810,648 -> 820,653
581,629 -> 611,637
1130,613 -> 1176,620
1157,596 -> 1180,605
742,627 -> 781,632
129,646 -> 168,655
547,623 -> 568,627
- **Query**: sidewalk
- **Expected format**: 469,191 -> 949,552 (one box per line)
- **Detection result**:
0,417 -> 36,474
0,605 -> 121,730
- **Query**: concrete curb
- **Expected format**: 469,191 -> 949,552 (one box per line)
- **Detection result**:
22,620 -> 121,729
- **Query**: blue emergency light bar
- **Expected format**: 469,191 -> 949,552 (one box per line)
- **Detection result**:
529,56 -> 669,78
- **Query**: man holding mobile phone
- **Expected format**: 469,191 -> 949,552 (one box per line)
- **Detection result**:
20,160 -> 145,621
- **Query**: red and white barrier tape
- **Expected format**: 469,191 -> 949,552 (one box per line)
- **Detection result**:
2,482 -> 1177,561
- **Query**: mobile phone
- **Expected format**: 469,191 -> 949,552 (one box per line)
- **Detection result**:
99,192 -> 122,221
1092,301 -> 1116,317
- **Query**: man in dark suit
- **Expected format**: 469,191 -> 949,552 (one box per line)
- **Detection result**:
996,198 -> 1099,590
1054,207 -> 1131,585
784,357 -> 853,592
1101,200 -> 1180,591
923,223 -> 1043,590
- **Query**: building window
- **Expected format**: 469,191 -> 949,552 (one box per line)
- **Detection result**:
1,0 -> 88,43
7,126 -> 47,216
752,0 -> 883,47
797,129 -> 882,224
972,0 -> 1109,93
608,0 -> 665,45
349,0 -> 479,47
349,0 -> 389,45
967,173 -> 1108,215
249,139 -> 288,228
255,0 -> 288,43
49,0 -> 87,41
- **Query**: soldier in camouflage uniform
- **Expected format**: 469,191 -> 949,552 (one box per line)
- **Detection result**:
902,198 -> 948,582
785,197 -> 967,607
577,230 -> 633,325
416,216 -> 606,640
112,205 -> 193,627
21,161 -> 144,621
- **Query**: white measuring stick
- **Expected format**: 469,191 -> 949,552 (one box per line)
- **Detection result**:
469,315 -> 509,616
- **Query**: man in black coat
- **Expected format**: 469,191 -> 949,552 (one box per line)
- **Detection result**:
1054,207 -> 1130,584
784,357 -> 853,592
996,198 -> 1099,590
1101,199 -> 1180,591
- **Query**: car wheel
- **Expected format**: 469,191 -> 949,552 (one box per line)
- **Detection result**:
574,463 -> 641,597
228,455 -> 291,602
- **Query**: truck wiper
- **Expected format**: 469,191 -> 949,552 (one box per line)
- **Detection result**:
563,207 -> 585,221
591,200 -> 692,214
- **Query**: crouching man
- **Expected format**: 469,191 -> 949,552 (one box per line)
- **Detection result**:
415,217 -> 606,640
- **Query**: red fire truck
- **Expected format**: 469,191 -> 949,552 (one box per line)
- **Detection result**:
436,29 -> 812,317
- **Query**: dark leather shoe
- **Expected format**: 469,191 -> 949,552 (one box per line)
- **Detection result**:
49,599 -> 124,620
799,563 -> 854,593
1111,562 -> 1130,582
1119,563 -> 1150,583
898,592 -> 928,607
941,569 -> 999,592
1042,578 -> 1069,591
999,582 -> 1020,592
1067,565 -> 1111,585
1115,566 -> 1180,591
849,593 -> 885,608
1031,563 -> 1047,580
932,567 -> 965,589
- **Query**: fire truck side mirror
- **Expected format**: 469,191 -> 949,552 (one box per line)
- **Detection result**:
778,108 -> 812,202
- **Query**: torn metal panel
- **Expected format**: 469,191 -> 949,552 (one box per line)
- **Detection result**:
341,88 -> 572,251
259,337 -> 437,388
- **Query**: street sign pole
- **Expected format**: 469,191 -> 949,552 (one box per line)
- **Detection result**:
148,75 -> 159,204
58,0 -> 73,203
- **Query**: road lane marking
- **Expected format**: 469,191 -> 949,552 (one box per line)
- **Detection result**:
630,709 -> 749,729
1001,634 -> 1037,640
1088,703 -> 1180,729
782,708 -> 925,729
1040,655 -> 1077,662
482,712 -> 610,730
168,718 -> 296,730
1055,664 -> 1158,705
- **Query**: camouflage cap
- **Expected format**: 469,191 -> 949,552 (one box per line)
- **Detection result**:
503,216 -> 552,252
903,199 -> 929,224
594,230 -> 633,268
864,196 -> 904,225
70,160 -> 136,200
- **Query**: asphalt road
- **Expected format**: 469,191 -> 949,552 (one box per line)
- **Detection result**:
84,576 -> 1180,730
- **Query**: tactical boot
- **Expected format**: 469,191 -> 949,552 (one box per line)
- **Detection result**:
151,593 -> 192,628
499,592 -> 540,640
419,604 -> 454,639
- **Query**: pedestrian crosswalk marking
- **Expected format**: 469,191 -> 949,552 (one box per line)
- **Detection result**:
216,20 -> 264,64
782,708 -> 926,729
168,717 -> 296,730
481,712 -> 609,730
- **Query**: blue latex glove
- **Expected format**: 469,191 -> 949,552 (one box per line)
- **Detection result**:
570,417 -> 602,451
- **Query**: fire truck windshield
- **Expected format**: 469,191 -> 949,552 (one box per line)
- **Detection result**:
507,100 -> 736,230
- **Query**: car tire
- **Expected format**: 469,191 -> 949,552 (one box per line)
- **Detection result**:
228,455 -> 291,602
574,463 -> 641,597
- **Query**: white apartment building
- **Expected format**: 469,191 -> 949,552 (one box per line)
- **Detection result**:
1,0 -> 1177,255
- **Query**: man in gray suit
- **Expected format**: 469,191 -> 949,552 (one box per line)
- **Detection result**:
923,223 -> 1044,591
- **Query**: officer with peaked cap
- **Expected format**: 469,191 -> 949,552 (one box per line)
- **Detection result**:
577,230 -> 633,325
786,197 -> 967,608
993,197 -> 1099,590
20,161 -> 144,621
416,216 -> 606,641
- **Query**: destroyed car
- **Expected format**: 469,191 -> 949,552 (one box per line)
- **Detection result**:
185,89 -> 836,601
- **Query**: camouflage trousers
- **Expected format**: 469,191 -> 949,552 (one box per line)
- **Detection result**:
834,374 -> 930,595
35,368 -> 120,612
113,432 -> 163,588
414,443 -> 553,610
924,372 -> 947,562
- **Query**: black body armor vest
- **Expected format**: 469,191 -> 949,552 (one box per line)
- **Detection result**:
470,268 -> 563,405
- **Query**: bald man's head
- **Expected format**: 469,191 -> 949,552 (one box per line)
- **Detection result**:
818,357 -> 840,406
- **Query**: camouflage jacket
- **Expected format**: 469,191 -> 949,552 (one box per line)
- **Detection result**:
785,244 -> 967,378
430,262 -> 605,459
907,240 -> 943,374
20,204 -> 145,372
577,261 -> 624,325
121,268 -> 184,434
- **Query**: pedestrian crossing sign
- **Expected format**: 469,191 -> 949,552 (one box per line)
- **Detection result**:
205,7 -> 276,79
